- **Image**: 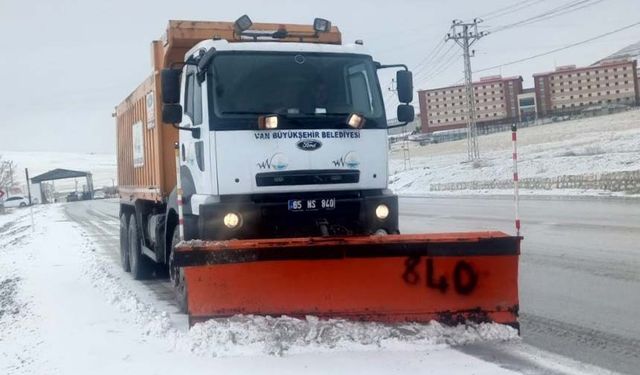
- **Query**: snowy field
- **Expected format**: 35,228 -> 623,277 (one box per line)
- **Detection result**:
0,203 -> 527,375
389,109 -> 640,196
0,151 -> 116,192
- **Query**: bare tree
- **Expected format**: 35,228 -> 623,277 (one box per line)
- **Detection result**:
0,155 -> 18,194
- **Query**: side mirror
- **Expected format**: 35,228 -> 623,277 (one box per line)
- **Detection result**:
396,70 -> 413,103
397,104 -> 415,123
161,69 -> 182,104
162,104 -> 182,124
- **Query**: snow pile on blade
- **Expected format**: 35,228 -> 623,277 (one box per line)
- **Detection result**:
85,242 -> 518,357
181,316 -> 518,356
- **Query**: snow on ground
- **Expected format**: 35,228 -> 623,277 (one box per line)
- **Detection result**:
0,204 -> 520,374
390,109 -> 640,196
0,151 -> 116,191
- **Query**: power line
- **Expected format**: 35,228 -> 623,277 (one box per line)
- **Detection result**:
490,0 -> 604,33
481,0 -> 549,21
412,39 -> 459,81
415,48 -> 461,88
479,0 -> 535,18
382,37 -> 449,109
373,32 -> 437,55
475,20 -> 640,73
416,43 -> 458,78
385,43 -> 458,112
413,39 -> 447,74
414,43 -> 458,83
412,0 -> 549,89
498,0 -> 605,31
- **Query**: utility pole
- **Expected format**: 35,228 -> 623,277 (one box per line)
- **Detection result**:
8,163 -> 13,197
446,19 -> 488,161
25,168 -> 32,205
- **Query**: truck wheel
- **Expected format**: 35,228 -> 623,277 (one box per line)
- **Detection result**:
119,214 -> 131,272
169,227 -> 188,313
128,215 -> 152,280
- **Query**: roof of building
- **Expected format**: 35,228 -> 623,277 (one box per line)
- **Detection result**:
31,169 -> 92,183
418,75 -> 522,93
533,59 -> 635,77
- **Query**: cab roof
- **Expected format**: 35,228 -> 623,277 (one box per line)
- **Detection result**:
185,39 -> 371,60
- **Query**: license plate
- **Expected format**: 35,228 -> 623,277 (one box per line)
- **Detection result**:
288,198 -> 336,211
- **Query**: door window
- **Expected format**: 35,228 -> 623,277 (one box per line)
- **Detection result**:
184,66 -> 203,125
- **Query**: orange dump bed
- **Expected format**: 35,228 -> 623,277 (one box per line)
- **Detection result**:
176,232 -> 520,328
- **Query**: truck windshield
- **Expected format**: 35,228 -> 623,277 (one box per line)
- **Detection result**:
208,52 -> 386,129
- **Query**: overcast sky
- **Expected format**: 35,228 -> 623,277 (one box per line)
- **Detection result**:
0,0 -> 638,154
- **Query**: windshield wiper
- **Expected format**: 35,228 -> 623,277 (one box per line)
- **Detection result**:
274,112 -> 306,126
221,111 -> 266,115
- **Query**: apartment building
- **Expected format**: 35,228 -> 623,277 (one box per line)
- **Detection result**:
418,76 -> 523,133
534,60 -> 639,117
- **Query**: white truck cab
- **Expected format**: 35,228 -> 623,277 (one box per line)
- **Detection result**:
160,19 -> 415,240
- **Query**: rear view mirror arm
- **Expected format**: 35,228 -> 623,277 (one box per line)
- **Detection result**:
388,123 -> 408,129
171,123 -> 201,139
375,63 -> 408,71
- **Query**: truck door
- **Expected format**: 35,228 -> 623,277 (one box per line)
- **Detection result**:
180,65 -> 213,197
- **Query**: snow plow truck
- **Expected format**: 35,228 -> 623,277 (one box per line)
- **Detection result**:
116,16 -> 521,328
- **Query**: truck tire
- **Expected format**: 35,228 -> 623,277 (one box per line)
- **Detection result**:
128,215 -> 152,280
169,227 -> 188,313
119,214 -> 131,272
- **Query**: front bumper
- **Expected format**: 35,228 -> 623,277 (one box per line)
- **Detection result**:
197,190 -> 398,240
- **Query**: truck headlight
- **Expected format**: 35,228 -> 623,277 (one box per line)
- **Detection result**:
223,212 -> 242,229
375,204 -> 389,220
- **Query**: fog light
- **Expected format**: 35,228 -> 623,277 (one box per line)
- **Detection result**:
223,212 -> 241,229
374,229 -> 388,236
375,204 -> 389,220
259,114 -> 279,129
347,113 -> 365,129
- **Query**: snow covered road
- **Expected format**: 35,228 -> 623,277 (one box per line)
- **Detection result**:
0,200 -> 626,374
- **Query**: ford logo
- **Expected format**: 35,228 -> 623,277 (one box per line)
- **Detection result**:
296,139 -> 322,151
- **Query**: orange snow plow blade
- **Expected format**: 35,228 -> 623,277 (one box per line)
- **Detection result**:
175,232 -> 520,328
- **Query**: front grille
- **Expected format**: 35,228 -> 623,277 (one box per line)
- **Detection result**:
255,169 -> 360,187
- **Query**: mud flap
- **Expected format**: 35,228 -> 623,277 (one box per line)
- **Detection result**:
175,232 -> 520,328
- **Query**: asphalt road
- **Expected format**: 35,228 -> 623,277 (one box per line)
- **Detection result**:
400,196 -> 640,374
65,196 -> 640,374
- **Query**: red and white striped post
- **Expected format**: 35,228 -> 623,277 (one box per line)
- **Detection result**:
174,143 -> 185,241
511,124 -> 521,236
